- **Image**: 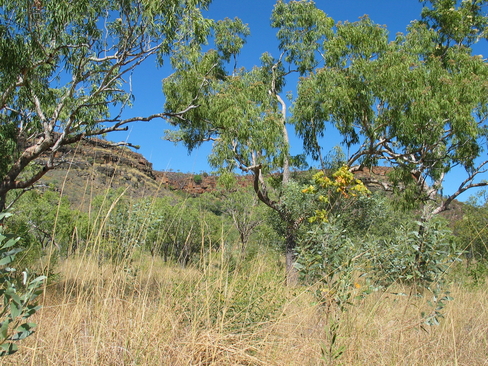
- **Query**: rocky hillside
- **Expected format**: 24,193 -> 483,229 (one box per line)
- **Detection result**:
37,138 -> 228,207
36,137 -> 464,222
38,138 -> 390,198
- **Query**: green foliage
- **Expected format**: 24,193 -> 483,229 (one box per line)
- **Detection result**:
214,17 -> 250,65
163,0 -> 343,178
296,168 -> 458,329
11,190 -> 79,248
102,194 -> 225,266
0,124 -> 17,178
6,186 -> 230,268
220,186 -> 267,251
322,146 -> 346,172
420,0 -> 488,48
6,189 -> 87,272
295,222 -> 363,312
365,217 -> 456,288
466,261 -> 488,287
164,62 -> 286,174
0,0 -> 213,210
0,212 -> 45,357
167,200 -> 219,264
263,180 -> 316,248
217,171 -> 237,190
351,193 -> 415,239
364,216 -> 457,327
454,190 -> 488,261
193,174 -> 203,185
320,320 -> 346,364
334,193 -> 387,236
291,0 -> 488,213
271,0 -> 334,74
91,189 -> 149,264
295,221 -> 364,365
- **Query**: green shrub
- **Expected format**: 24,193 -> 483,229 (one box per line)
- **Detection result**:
363,216 -> 457,326
193,174 -> 203,184
365,217 -> 456,289
0,212 -> 45,356
295,222 -> 363,311
454,193 -> 488,262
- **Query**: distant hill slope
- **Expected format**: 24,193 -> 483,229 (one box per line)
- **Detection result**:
35,138 -> 223,208
35,137 -> 465,223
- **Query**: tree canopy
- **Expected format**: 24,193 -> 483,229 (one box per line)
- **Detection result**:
2,0 -> 487,282
0,0 -> 212,210
292,0 -> 488,214
163,2 -> 338,282
164,0 -> 488,281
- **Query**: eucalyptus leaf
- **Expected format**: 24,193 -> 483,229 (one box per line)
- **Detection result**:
0,342 -> 17,357
11,323 -> 36,341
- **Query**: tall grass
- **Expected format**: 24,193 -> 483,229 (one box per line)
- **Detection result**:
1,250 -> 487,365
4,164 -> 488,365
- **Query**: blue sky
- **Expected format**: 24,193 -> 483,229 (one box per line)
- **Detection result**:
113,0 -> 486,200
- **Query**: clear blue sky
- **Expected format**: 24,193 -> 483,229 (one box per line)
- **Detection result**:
113,0 -> 486,199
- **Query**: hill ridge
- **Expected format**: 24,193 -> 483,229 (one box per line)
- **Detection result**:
35,137 -> 463,224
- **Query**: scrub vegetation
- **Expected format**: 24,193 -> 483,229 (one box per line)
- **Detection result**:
1,0 -> 488,364
1,173 -> 488,365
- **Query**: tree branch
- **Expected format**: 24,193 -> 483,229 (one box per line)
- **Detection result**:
432,160 -> 488,215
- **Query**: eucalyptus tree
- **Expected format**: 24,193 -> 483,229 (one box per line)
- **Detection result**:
0,0 -> 213,211
292,0 -> 488,216
163,2 -> 333,283
221,186 -> 266,253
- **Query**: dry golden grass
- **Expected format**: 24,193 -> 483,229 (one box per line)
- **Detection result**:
3,253 -> 488,366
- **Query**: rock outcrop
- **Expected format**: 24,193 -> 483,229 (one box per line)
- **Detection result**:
37,138 -> 225,203
36,137 -> 464,223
